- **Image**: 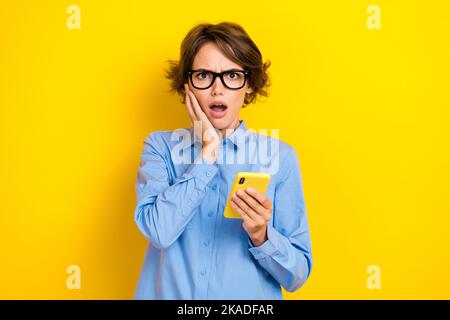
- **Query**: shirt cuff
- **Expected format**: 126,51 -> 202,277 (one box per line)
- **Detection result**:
248,224 -> 283,260
183,153 -> 218,191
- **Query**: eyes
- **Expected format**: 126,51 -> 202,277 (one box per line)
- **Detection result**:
196,72 -> 208,80
195,71 -> 242,81
189,69 -> 248,90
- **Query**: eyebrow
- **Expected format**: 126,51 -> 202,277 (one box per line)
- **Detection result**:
191,68 -> 245,73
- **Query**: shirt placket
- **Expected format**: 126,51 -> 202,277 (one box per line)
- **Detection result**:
195,142 -> 225,299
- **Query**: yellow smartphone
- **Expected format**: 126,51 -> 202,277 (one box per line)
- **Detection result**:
223,172 -> 271,219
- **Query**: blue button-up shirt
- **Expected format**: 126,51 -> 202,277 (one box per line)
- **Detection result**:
134,120 -> 312,299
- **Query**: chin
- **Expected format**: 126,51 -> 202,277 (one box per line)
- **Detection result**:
210,118 -> 230,130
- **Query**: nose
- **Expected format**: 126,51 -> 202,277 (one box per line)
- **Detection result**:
211,75 -> 224,96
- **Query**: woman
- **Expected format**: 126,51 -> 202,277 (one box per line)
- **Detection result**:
134,22 -> 312,299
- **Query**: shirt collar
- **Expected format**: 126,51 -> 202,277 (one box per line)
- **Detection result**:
182,120 -> 249,150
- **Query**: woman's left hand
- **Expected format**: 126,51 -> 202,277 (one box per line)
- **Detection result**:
230,187 -> 273,246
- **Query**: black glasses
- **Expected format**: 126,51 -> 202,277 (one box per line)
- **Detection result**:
187,69 -> 249,90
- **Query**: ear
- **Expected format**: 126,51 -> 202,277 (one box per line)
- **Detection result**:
246,86 -> 253,95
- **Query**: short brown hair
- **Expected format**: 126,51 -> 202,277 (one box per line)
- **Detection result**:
165,22 -> 271,106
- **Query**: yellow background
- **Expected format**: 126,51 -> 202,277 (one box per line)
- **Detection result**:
1,0 -> 449,299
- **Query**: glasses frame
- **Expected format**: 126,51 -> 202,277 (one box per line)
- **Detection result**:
187,69 -> 249,90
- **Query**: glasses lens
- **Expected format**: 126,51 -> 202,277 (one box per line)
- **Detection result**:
191,71 -> 213,89
191,71 -> 246,89
223,71 -> 246,89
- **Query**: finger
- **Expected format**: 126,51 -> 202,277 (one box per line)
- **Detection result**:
184,84 -> 197,123
236,189 -> 267,217
185,96 -> 196,124
184,84 -> 198,120
186,87 -> 207,121
245,187 -> 272,210
232,193 -> 265,224
230,199 -> 255,226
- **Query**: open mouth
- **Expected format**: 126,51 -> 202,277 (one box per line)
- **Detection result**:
208,102 -> 228,119
210,104 -> 227,112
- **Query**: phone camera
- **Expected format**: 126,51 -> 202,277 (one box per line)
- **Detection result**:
239,177 -> 245,184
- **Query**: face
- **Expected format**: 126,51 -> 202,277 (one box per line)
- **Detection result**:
188,42 -> 253,131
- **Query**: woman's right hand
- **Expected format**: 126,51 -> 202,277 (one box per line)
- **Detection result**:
184,83 -> 220,164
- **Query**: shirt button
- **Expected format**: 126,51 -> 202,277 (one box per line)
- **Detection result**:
205,171 -> 211,177
203,240 -> 210,247
211,185 -> 217,191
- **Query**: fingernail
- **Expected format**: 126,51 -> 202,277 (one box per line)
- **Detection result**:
232,193 -> 237,199
237,190 -> 244,196
246,187 -> 254,193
